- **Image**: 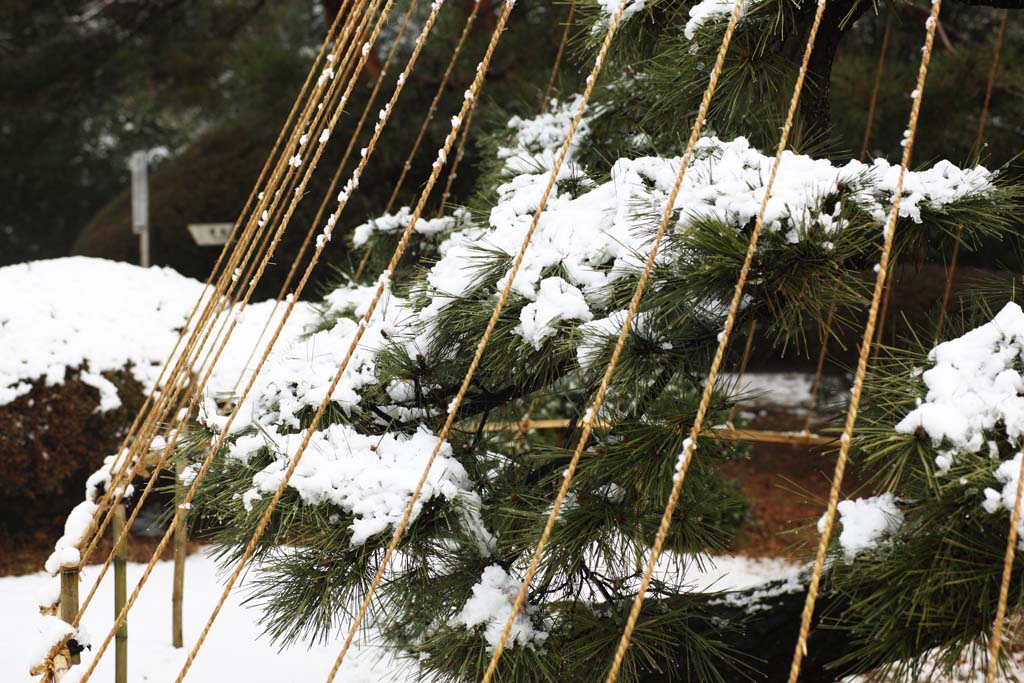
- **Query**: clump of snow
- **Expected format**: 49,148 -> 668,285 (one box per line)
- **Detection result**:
28,615 -> 75,670
352,206 -> 469,248
454,565 -> 548,651
240,424 -> 475,545
514,276 -> 593,349
595,0 -> 646,27
684,0 -> 755,40
895,302 -> 1024,472
44,500 -> 99,574
497,95 -> 590,176
418,130 -> 992,354
821,493 -> 904,562
981,453 -> 1024,544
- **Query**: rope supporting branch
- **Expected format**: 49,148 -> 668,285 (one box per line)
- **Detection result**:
603,1 -> 830,679
935,8 -> 1008,345
69,0 -> 363,579
986,23 -> 1023,679
354,0 -> 483,280
103,1 -> 521,680
539,0 -> 577,114
385,0 -> 481,211
329,0 -> 634,677
168,2 -> 478,680
787,0 -> 946,678
68,0 -> 372,619
229,0 -> 423,395
803,16 -> 892,431
60,1 -> 390,676
436,75 -> 481,218
478,419 -> 834,446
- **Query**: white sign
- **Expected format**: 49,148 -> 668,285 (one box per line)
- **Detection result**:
188,223 -> 234,246
129,151 -> 148,236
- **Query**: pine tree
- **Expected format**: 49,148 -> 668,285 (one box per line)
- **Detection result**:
176,0 -> 1024,681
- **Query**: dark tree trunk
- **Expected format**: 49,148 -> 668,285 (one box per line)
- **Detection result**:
799,0 -> 871,149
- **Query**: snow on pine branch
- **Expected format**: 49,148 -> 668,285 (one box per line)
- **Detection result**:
419,128 -> 991,354
894,302 -> 1024,541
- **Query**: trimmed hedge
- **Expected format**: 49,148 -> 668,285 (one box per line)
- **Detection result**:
0,368 -> 144,529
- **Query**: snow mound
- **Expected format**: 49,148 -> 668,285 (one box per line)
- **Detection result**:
0,257 -> 318,410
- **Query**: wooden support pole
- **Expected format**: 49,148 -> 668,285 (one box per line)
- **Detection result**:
173,460 -> 187,649
59,568 -> 80,666
478,419 -> 834,446
111,503 -> 128,683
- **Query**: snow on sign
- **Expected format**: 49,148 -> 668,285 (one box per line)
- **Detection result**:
188,222 -> 234,246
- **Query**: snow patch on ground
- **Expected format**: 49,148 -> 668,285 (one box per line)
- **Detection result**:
5,551 -> 413,682
0,257 -> 319,409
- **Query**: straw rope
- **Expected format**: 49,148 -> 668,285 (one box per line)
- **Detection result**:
68,4 -> 362,577
333,2 -> 631,679
858,16 -> 892,162
385,0 -> 481,211
787,0 -> 945,678
104,0 -> 517,679
985,17 -> 1021,679
435,71 -> 481,218
539,0 -> 577,114
229,0 -> 422,395
727,318 -> 758,426
170,3 -> 468,679
65,0 -> 373,634
64,2 -> 391,676
803,303 -> 836,434
935,8 -> 1007,345
603,0 -> 829,678
72,0 -> 368,580
353,0 -> 483,280
803,16 -> 892,431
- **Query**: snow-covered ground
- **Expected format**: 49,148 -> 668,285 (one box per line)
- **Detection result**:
4,550 -> 796,682
0,257 -> 319,409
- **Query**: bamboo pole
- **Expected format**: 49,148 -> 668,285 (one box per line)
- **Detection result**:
111,503 -> 128,683
59,569 -> 80,666
477,419 -> 834,446
172,461 -> 187,649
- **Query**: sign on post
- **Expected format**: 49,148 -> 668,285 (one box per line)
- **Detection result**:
187,223 -> 233,247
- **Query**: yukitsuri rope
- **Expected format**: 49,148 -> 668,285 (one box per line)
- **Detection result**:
171,3 -> 465,680
65,2 -> 393,677
143,1 -> 518,679
332,0 -> 633,678
68,0 -> 361,578
934,8 -> 1007,345
787,0 -> 946,679
65,0 -> 372,631
858,16 -> 892,162
435,76 -> 480,217
803,303 -> 836,434
385,0 -> 481,211
604,0 -> 829,679
539,0 -> 577,114
229,0 -> 422,396
986,18 -> 1022,675
804,16 -> 893,430
726,319 -> 758,426
354,0 -> 483,279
